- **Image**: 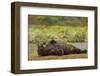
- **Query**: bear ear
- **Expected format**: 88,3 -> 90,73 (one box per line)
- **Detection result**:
50,40 -> 57,44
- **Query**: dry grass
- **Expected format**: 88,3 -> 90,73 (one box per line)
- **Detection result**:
28,54 -> 87,61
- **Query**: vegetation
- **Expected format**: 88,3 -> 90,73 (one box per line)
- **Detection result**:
28,15 -> 87,26
28,25 -> 87,44
29,53 -> 87,60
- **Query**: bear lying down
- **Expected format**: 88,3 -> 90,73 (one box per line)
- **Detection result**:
37,40 -> 81,56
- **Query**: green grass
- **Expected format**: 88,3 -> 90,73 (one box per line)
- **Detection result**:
28,25 -> 87,44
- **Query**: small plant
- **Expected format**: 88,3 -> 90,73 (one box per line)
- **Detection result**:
81,49 -> 87,53
73,31 -> 86,42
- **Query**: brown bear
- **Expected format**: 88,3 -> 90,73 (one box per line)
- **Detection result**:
37,40 -> 81,56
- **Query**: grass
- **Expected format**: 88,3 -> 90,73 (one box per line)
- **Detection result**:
28,25 -> 87,44
28,54 -> 87,60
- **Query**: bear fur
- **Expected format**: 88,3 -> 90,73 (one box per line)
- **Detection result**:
37,40 -> 81,56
